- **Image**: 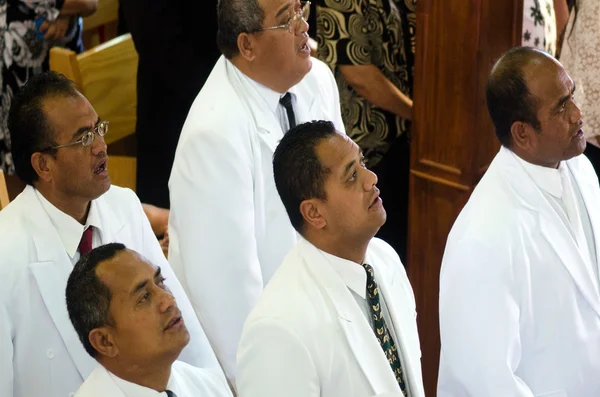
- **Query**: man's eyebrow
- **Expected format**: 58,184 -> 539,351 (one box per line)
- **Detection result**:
276,2 -> 292,19
71,116 -> 102,140
131,267 -> 161,296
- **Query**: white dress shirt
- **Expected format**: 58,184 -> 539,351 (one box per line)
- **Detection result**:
319,248 -> 412,396
75,361 -> 232,397
35,188 -> 103,265
232,65 -> 298,132
512,152 -> 599,287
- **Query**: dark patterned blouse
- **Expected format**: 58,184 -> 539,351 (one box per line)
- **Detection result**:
0,0 -> 83,174
316,0 -> 416,167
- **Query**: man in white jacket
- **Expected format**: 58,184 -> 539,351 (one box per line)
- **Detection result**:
67,244 -> 232,397
236,121 -> 424,397
438,47 -> 600,396
168,0 -> 345,382
0,71 -> 220,397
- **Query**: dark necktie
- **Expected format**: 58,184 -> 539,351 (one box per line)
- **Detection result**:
78,226 -> 94,256
279,92 -> 296,130
165,390 -> 177,397
362,263 -> 408,395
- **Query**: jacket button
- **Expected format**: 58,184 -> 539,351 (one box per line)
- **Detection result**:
46,349 -> 54,359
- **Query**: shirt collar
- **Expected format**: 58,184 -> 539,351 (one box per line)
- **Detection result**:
109,370 -> 176,397
510,150 -> 563,199
319,248 -> 368,300
231,62 -> 298,114
35,188 -> 103,259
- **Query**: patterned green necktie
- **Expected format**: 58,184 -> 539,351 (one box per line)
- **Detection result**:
362,263 -> 408,396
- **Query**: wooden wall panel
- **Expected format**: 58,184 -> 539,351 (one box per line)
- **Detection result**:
408,0 -> 523,395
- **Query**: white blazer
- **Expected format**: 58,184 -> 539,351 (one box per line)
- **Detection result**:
438,147 -> 600,397
0,185 -> 222,397
74,361 -> 232,397
236,238 -> 425,397
168,56 -> 345,381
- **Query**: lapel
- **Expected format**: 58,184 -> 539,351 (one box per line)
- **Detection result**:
567,159 -> 600,275
368,250 -> 425,397
225,59 -> 283,153
23,186 -> 97,379
497,149 -> 600,318
299,239 -> 400,395
25,187 -> 126,380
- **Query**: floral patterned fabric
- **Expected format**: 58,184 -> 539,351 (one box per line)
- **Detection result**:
522,0 -> 557,56
316,0 -> 416,167
560,0 -> 600,139
0,0 -> 82,174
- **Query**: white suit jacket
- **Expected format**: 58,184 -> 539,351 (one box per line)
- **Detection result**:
0,185 -> 222,397
168,55 -> 345,381
438,147 -> 600,397
74,361 -> 231,397
236,238 -> 425,397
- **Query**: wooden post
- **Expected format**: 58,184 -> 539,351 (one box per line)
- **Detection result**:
408,0 -> 523,395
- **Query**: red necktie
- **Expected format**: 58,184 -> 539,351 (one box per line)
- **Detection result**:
78,227 -> 94,256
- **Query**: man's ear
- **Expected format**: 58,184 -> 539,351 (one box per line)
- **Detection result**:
299,199 -> 327,230
237,33 -> 257,62
510,121 -> 535,151
89,327 -> 118,359
30,152 -> 53,183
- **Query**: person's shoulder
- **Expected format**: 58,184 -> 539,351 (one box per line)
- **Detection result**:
172,361 -> 231,396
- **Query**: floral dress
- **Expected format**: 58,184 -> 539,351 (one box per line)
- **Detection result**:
0,0 -> 82,174
522,0 -> 557,56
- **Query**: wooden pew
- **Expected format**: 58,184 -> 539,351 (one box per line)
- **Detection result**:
49,34 -> 138,191
82,0 -> 119,48
0,170 -> 9,210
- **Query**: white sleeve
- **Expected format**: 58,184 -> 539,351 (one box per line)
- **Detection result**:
127,188 -> 223,374
0,300 -> 13,397
237,318 -> 320,397
168,128 -> 262,383
438,239 -> 534,397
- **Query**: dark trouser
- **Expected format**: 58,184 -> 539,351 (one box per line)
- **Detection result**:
585,141 -> 600,179
371,136 -> 410,264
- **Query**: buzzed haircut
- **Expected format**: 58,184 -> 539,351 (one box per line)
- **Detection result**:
66,243 -> 127,358
273,120 -> 338,233
485,46 -> 548,147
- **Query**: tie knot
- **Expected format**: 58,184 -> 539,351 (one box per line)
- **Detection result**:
279,92 -> 293,107
165,390 -> 177,397
361,263 -> 375,280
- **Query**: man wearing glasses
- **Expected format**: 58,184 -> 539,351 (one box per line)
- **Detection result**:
168,0 -> 345,384
0,71 -> 224,397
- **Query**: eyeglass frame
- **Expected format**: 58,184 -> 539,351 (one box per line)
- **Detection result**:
254,1 -> 311,34
42,120 -> 110,152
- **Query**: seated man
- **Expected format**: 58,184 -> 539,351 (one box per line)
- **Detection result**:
66,244 -> 232,397
0,71 -> 222,397
236,121 -> 425,397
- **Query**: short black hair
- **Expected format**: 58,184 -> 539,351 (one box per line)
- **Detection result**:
8,71 -> 81,185
66,243 -> 126,358
217,0 -> 264,59
273,120 -> 337,233
485,46 -> 546,147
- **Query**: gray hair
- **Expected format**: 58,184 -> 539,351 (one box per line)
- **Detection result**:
217,0 -> 265,59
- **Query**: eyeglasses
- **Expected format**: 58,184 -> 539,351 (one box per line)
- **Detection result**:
46,121 -> 109,151
257,1 -> 310,34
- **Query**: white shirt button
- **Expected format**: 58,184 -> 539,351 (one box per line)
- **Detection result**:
46,349 -> 54,359
69,393 -> 75,397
